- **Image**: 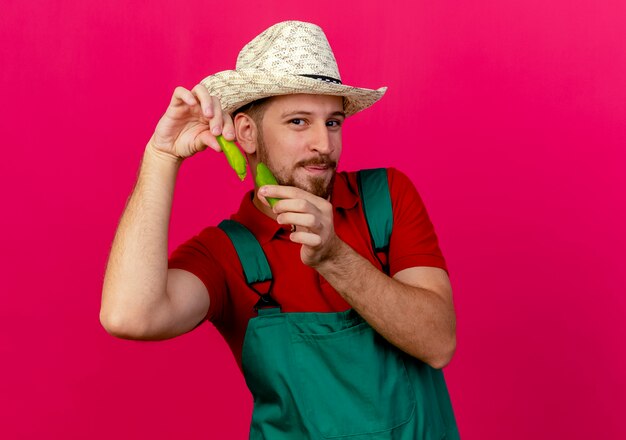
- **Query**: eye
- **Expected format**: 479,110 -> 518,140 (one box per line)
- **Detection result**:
289,119 -> 305,126
326,119 -> 343,128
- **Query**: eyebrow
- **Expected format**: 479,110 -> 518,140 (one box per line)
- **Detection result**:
281,110 -> 346,119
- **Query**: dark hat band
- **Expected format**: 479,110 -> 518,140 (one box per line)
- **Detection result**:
299,74 -> 342,84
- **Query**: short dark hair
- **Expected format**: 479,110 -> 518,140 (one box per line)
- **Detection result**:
232,97 -> 272,126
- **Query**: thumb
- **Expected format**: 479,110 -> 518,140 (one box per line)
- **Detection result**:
197,130 -> 220,153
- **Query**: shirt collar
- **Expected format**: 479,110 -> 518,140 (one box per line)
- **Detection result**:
331,171 -> 359,210
231,171 -> 359,245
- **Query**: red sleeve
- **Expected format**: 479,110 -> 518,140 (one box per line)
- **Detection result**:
387,168 -> 448,276
167,227 -> 228,323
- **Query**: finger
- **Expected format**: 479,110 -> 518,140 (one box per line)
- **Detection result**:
273,197 -> 310,214
256,191 -> 272,208
171,86 -> 197,107
277,212 -> 321,231
260,185 -> 325,207
191,84 -> 214,118
208,96 -> 225,136
222,112 -> 235,140
271,195 -> 330,224
197,130 -> 221,152
289,231 -> 323,247
273,201 -> 322,226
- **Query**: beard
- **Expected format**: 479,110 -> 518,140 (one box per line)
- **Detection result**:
256,131 -> 338,200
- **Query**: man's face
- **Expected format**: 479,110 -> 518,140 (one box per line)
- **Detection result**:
254,94 -> 345,199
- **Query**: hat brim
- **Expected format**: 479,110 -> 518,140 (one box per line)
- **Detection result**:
201,69 -> 387,117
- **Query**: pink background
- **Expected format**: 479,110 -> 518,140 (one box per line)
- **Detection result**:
1,0 -> 625,438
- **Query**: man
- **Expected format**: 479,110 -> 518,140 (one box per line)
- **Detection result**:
101,21 -> 459,439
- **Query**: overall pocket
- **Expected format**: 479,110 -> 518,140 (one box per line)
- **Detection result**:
289,319 -> 416,438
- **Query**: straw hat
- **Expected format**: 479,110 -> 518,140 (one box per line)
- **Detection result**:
200,21 -> 387,117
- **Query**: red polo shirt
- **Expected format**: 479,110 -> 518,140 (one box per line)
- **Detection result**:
168,168 -> 447,370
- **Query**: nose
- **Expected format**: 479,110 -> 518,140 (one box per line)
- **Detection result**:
309,123 -> 333,155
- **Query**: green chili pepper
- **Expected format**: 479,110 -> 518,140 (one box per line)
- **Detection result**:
216,135 -> 247,181
255,162 -> 280,207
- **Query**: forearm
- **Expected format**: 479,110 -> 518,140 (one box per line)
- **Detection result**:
100,142 -> 182,333
315,238 -> 456,368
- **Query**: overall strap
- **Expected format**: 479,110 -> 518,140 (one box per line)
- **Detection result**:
218,219 -> 278,310
357,168 -> 393,252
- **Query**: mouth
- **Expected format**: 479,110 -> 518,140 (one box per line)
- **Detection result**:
303,164 -> 331,174
299,158 -> 336,176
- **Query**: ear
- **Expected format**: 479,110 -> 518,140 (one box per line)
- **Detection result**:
234,113 -> 259,155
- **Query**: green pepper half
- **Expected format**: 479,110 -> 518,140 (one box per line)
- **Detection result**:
255,162 -> 280,207
216,135 -> 247,181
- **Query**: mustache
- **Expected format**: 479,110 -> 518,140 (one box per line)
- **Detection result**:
296,156 -> 337,169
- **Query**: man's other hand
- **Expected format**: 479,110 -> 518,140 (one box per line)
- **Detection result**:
258,185 -> 341,267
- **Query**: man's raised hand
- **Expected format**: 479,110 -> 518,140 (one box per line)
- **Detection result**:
149,84 -> 236,161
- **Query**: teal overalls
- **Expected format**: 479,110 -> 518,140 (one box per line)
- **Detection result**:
219,169 -> 460,439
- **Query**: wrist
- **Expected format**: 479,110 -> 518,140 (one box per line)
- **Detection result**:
144,139 -> 184,167
313,235 -> 350,272
138,143 -> 183,185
